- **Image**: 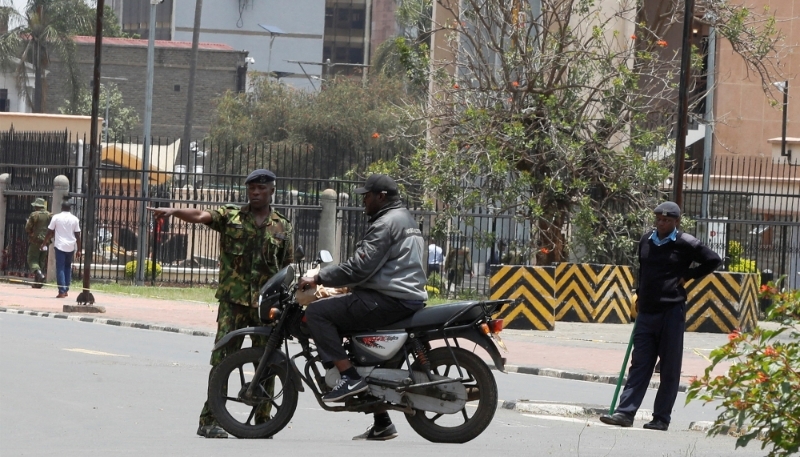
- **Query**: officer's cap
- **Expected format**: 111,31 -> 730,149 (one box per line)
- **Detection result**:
354,174 -> 399,196
31,198 -> 46,208
245,169 -> 276,185
654,201 -> 681,218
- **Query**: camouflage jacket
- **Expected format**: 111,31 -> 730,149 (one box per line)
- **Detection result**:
205,204 -> 294,307
25,210 -> 52,244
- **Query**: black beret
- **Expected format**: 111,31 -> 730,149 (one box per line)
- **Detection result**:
654,201 -> 681,218
244,169 -> 276,184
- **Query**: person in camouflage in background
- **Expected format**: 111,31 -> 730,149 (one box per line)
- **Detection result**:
148,169 -> 293,439
25,198 -> 51,288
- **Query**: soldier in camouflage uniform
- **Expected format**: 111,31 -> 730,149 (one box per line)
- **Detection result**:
148,169 -> 293,439
25,198 -> 51,288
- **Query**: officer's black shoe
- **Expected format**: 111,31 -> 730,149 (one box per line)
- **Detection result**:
643,419 -> 669,431
599,412 -> 634,427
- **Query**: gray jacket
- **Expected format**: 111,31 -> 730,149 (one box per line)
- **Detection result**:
317,200 -> 428,301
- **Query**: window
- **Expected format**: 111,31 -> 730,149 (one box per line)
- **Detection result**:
0,89 -> 8,112
351,9 -> 365,29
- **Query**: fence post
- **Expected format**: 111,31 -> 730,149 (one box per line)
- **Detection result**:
319,189 -> 338,264
47,175 -> 70,282
0,174 -> 9,267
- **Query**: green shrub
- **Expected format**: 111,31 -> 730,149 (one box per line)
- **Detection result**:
124,260 -> 163,279
727,241 -> 757,273
426,272 -> 443,297
687,279 -> 800,456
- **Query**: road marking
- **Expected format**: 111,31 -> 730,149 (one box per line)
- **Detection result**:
63,348 -> 129,357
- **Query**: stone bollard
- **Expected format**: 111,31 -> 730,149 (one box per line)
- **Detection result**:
318,189 -> 338,265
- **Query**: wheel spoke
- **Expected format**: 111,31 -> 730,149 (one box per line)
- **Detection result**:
237,365 -> 246,386
224,396 -> 240,403
429,412 -> 443,422
245,407 -> 256,425
461,407 -> 469,421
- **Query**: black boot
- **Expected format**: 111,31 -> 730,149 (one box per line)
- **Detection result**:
32,270 -> 44,289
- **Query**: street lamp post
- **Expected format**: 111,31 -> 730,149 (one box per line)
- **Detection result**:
136,0 -> 163,284
258,24 -> 286,77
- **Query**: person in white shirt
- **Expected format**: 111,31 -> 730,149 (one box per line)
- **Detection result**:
42,200 -> 82,298
427,238 -> 444,276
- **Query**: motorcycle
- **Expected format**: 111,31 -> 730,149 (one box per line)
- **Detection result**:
207,249 -> 511,443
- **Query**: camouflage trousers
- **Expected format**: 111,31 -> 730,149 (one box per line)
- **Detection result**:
199,301 -> 274,427
27,243 -> 47,273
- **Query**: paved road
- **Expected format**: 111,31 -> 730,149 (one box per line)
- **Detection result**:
1,312 -> 767,456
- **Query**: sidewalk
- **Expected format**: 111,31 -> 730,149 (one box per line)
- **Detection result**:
0,280 -> 734,389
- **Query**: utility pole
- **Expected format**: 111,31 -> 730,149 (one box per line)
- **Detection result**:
672,0 -> 696,208
77,0 -> 106,306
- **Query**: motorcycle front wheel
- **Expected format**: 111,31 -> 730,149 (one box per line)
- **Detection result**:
208,347 -> 299,438
405,346 -> 498,443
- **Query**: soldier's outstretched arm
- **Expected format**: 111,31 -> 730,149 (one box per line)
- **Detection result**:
146,207 -> 212,224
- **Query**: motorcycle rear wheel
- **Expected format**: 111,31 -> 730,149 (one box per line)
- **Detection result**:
405,346 -> 498,443
208,347 -> 298,438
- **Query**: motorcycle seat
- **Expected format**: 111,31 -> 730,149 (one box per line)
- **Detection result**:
380,301 -> 484,331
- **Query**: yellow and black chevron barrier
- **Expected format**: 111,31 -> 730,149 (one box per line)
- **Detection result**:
554,263 -> 635,324
489,266 -> 556,330
685,272 -> 759,333
490,265 -> 759,332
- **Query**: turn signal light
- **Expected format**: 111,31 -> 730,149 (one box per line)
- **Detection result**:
480,323 -> 490,334
488,319 -> 504,334
269,307 -> 282,320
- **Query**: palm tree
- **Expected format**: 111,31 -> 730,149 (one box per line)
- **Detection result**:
0,0 -> 90,112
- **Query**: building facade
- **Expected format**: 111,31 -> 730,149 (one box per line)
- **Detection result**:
45,36 -> 247,139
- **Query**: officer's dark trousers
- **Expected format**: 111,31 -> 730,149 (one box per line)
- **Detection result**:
616,303 -> 685,424
305,289 -> 418,363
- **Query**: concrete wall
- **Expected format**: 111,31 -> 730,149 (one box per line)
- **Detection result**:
0,112 -> 101,141
172,0 -> 325,91
45,37 -> 247,140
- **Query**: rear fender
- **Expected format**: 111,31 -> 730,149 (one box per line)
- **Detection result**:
434,328 -> 506,372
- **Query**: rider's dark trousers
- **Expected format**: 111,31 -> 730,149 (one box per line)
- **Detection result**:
305,288 -> 418,363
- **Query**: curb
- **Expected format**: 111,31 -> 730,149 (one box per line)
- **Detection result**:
502,400 -> 654,422
2,306 -> 690,393
688,421 -> 750,437
0,307 -> 214,338
500,364 -> 689,392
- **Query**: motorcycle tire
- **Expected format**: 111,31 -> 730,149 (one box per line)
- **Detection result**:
405,346 -> 498,443
208,347 -> 299,439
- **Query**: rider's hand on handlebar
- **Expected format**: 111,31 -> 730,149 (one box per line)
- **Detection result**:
298,276 -> 318,291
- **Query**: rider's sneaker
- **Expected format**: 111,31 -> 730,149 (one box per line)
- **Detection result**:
322,375 -> 368,402
196,424 -> 229,439
352,423 -> 398,441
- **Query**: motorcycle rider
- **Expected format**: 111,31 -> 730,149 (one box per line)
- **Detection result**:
299,173 -> 427,441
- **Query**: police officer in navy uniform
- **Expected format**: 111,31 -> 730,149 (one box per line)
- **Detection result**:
600,202 -> 721,431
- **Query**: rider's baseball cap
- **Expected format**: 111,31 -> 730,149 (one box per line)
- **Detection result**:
354,174 -> 399,196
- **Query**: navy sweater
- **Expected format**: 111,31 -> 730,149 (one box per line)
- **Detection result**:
637,230 -> 722,314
